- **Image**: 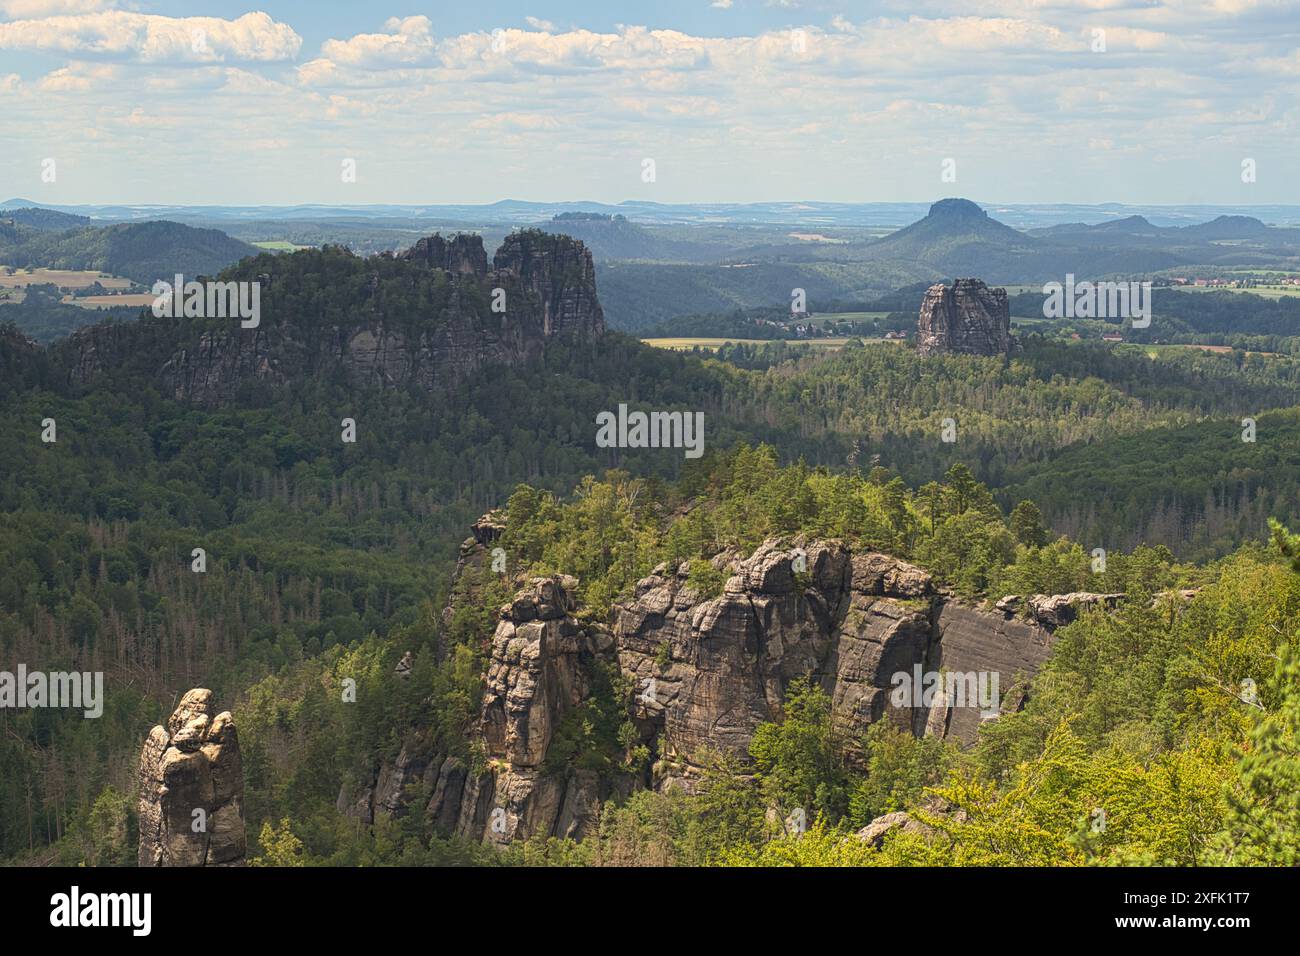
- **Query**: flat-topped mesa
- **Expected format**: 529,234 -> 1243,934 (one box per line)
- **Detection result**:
916,277 -> 1016,357
398,233 -> 489,276
137,689 -> 245,866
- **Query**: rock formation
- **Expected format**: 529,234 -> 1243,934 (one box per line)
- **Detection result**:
55,230 -> 604,405
915,278 -> 1016,357
138,689 -> 245,866
615,539 -> 1063,783
343,573 -> 618,845
398,233 -> 489,275
351,518 -> 1127,844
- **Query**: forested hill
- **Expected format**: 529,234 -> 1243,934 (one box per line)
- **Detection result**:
28,229 -> 605,404
4,238 -> 1300,864
1,206 -> 92,231
0,218 -> 259,285
7,274 -> 1300,565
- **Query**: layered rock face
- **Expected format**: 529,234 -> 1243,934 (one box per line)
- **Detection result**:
915,278 -> 1016,357
399,233 -> 490,275
138,689 -> 245,866
344,573 -> 616,845
358,525 -> 1120,844
616,541 -> 1015,785
57,230 -> 604,405
617,543 -> 938,782
472,576 -> 616,843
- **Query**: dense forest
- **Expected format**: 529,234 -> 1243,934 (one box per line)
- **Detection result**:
3,244 -> 1299,865
218,455 -> 1300,867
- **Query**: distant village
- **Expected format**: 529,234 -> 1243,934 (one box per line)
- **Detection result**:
1156,275 -> 1300,288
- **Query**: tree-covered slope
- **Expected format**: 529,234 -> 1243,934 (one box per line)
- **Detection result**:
0,219 -> 260,285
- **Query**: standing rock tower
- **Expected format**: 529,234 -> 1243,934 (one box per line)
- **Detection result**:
138,688 -> 246,866
915,278 -> 1017,357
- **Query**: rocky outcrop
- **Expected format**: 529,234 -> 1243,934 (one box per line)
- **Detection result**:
138,689 -> 245,867
923,602 -> 1053,742
857,811 -> 929,848
618,541 -> 960,784
399,233 -> 489,275
613,538 -> 1126,785
357,522 -> 1120,846
353,573 -> 616,844
56,230 -> 604,405
916,278 -> 1016,357
492,230 -> 607,337
482,576 -> 587,765
471,575 -> 618,844
856,797 -> 966,848
1025,591 -> 1124,628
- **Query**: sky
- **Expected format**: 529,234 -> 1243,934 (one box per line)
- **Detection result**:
0,0 -> 1297,206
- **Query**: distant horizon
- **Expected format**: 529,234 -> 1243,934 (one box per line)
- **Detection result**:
9,198 -> 1300,211
7,195 -> 1300,230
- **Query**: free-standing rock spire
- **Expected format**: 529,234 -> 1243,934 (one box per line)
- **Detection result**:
137,688 -> 246,866
916,278 -> 1017,357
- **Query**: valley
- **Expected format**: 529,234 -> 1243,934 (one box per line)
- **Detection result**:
2,212 -> 1299,872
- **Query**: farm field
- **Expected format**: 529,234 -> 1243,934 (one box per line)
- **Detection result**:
643,336 -> 887,351
251,240 -> 312,251
808,311 -> 891,324
0,267 -> 134,290
1172,283 -> 1300,299
61,293 -> 156,309
1135,342 -> 1279,358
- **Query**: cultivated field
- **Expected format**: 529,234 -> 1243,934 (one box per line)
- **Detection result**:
643,336 -> 893,351
1173,284 -> 1300,300
0,268 -> 133,290
61,293 -> 156,309
251,240 -> 311,251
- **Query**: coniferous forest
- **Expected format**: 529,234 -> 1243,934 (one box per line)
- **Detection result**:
3,6 -> 1300,939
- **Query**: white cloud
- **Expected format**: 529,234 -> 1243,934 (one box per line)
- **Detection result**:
0,0 -> 113,18
0,10 -> 301,63
37,61 -> 116,90
317,15 -> 435,66
5,4 -> 1299,204
471,111 -> 561,130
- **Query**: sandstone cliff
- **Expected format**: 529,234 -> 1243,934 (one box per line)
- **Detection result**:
915,278 -> 1016,357
342,573 -> 617,845
352,522 -> 1119,844
53,230 -> 604,405
138,688 -> 246,866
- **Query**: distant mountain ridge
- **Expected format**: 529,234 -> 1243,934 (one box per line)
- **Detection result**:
540,213 -> 726,262
7,197 -> 1300,229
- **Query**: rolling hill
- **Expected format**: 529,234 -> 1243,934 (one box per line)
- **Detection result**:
0,218 -> 261,285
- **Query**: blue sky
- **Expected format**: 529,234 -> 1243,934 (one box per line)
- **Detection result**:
1,1 -> 1298,206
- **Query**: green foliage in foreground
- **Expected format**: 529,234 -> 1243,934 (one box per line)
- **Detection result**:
7,442 -> 1298,866
231,458 -> 1300,867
